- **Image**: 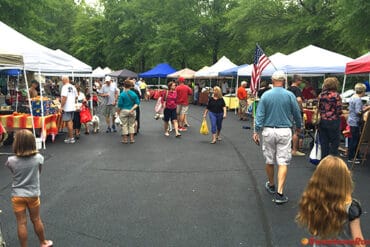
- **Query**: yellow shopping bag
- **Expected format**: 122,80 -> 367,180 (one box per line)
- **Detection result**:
200,118 -> 209,135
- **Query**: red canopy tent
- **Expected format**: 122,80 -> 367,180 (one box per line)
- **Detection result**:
342,54 -> 370,93
345,54 -> 370,74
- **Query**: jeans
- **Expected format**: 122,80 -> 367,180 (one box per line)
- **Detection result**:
319,119 -> 340,158
348,126 -> 360,159
209,112 -> 223,134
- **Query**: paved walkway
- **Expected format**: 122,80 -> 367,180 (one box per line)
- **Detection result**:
0,100 -> 369,246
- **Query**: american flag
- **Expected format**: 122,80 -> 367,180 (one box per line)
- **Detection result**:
250,45 -> 271,95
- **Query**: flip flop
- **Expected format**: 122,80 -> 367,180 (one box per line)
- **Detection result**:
120,140 -> 128,144
176,133 -> 181,138
130,140 -> 135,144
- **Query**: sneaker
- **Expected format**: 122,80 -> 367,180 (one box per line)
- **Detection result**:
265,181 -> 276,194
106,127 -> 112,133
272,193 -> 288,204
347,159 -> 361,165
292,151 -> 305,156
112,125 -> 117,132
179,127 -> 187,132
64,138 -> 75,144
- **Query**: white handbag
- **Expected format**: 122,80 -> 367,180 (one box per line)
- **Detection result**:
309,130 -> 322,166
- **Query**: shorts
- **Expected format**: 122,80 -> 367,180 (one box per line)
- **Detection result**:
103,105 -> 115,117
239,99 -> 248,113
262,127 -> 292,165
11,196 -> 40,212
177,105 -> 189,115
163,108 -> 177,122
62,111 -> 74,122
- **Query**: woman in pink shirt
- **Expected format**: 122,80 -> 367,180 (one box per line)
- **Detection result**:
162,81 -> 181,137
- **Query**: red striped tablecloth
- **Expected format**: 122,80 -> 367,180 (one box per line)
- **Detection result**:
0,113 -> 60,141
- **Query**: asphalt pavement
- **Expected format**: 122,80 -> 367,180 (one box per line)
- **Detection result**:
0,100 -> 369,247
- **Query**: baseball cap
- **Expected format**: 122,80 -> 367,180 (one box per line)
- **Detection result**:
271,70 -> 286,81
105,76 -> 112,82
178,77 -> 185,83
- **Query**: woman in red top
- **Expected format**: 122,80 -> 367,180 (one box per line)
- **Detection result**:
162,81 -> 181,137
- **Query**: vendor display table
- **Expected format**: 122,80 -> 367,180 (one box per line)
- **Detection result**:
0,113 -> 61,141
223,94 -> 239,110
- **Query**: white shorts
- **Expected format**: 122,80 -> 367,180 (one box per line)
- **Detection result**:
262,127 -> 292,165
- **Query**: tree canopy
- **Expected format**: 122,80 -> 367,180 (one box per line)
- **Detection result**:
0,0 -> 368,71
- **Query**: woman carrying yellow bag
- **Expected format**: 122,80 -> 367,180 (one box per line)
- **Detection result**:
203,86 -> 227,144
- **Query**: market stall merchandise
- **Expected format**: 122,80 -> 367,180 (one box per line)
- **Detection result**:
0,113 -> 60,141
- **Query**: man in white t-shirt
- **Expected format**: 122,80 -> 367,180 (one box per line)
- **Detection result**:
61,76 -> 77,143
99,76 -> 118,133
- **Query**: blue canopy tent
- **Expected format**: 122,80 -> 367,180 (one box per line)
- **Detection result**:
218,64 -> 248,77
0,69 -> 21,76
139,63 -> 176,84
219,63 -> 249,94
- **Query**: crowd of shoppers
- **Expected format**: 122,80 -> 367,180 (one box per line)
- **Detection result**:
4,72 -> 369,246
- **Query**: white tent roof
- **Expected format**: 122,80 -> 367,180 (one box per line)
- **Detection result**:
0,21 -> 91,72
0,49 -> 23,68
54,49 -> 92,72
102,67 -> 112,74
195,56 -> 237,78
92,67 -> 105,77
281,45 -> 353,74
238,52 -> 288,76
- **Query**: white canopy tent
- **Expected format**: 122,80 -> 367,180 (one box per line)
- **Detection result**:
54,49 -> 92,72
0,51 -> 46,148
91,67 -> 105,78
102,67 -> 112,75
237,52 -> 288,76
194,56 -> 237,78
281,45 -> 353,74
0,21 -> 91,73
0,50 -> 23,69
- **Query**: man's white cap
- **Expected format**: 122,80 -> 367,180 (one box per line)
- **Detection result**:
105,76 -> 112,82
271,70 -> 286,81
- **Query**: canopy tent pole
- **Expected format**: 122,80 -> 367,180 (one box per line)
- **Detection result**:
24,70 -> 36,138
38,69 -> 46,149
15,73 -> 19,112
235,76 -> 239,115
342,75 -> 347,94
89,76 -> 93,115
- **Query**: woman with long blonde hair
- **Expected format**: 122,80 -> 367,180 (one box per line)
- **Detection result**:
296,156 -> 364,245
203,86 -> 227,144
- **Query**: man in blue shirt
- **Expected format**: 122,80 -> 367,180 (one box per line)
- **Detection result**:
252,70 -> 302,204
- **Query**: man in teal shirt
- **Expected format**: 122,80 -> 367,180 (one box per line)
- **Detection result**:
253,70 -> 302,204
